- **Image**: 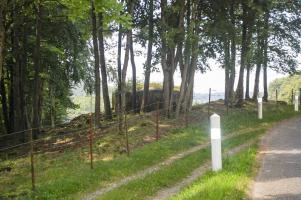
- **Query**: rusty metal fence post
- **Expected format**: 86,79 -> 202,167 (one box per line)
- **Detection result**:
124,111 -> 130,156
208,88 -> 211,118
156,102 -> 159,141
29,129 -> 35,190
89,113 -> 93,169
291,89 -> 294,104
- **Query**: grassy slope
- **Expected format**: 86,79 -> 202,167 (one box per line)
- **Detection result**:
0,102 -> 298,199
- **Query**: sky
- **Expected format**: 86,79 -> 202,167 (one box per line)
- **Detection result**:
73,37 -> 291,96
123,53 -> 286,94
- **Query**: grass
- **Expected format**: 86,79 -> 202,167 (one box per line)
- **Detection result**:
170,144 -> 258,200
0,102 -> 299,199
96,131 -> 263,200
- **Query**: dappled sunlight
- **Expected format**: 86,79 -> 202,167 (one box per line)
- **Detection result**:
160,124 -> 172,128
261,149 -> 301,155
54,137 -> 73,145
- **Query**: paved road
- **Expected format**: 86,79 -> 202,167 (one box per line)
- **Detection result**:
252,117 -> 301,200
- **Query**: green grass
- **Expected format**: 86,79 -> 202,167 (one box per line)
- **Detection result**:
170,144 -> 258,200
0,102 -> 299,199
96,130 -> 263,200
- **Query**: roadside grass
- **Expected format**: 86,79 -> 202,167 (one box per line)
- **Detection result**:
0,102 -> 298,199
96,130 -> 263,200
170,144 -> 258,200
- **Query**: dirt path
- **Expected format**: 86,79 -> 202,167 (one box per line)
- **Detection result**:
83,127 -> 260,200
150,139 -> 257,200
251,117 -> 301,200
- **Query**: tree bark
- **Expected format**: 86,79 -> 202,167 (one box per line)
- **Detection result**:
117,25 -> 122,131
0,0 -> 6,81
228,1 -> 236,106
98,13 -> 112,119
121,29 -> 130,111
245,63 -> 251,100
263,10 -> 269,102
252,26 -> 262,100
224,38 -> 230,105
32,2 -> 42,138
141,0 -> 153,112
0,71 -> 10,133
90,0 -> 101,127
235,3 -> 253,106
129,31 -> 137,112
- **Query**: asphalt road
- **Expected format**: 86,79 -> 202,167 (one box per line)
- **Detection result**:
252,117 -> 301,200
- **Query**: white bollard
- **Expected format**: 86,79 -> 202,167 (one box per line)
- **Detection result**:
210,113 -> 222,171
295,95 -> 299,111
258,97 -> 263,119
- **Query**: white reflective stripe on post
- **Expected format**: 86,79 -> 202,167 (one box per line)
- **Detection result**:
295,95 -> 299,111
258,97 -> 263,119
210,113 -> 222,171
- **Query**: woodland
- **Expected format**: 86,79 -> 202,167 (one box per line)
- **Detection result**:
0,0 -> 300,140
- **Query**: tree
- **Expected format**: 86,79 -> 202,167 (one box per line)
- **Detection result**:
141,0 -> 154,112
98,13 -> 112,120
90,0 -> 102,127
32,1 -> 42,138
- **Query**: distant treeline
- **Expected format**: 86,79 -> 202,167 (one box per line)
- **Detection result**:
269,75 -> 301,103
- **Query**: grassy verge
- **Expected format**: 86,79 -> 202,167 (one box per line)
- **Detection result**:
96,130 -> 262,200
0,102 -> 298,199
170,144 -> 258,200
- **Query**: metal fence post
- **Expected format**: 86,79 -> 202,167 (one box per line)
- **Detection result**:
29,129 -> 35,190
89,113 -> 93,169
156,102 -> 159,141
208,88 -> 211,118
124,111 -> 130,156
185,108 -> 188,127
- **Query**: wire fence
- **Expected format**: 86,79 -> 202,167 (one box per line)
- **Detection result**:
0,88 -> 297,194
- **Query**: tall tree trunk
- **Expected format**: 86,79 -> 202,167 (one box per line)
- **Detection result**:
263,10 -> 269,102
20,24 -> 28,132
49,86 -> 55,128
0,71 -> 10,133
121,30 -> 130,111
90,0 -> 101,127
252,26 -> 262,100
245,63 -> 251,100
98,13 -> 112,120
176,0 -> 198,117
129,31 -> 137,113
235,3 -> 253,106
229,1 -> 236,106
224,38 -> 230,105
141,0 -> 153,112
32,2 -> 42,138
0,0 -> 5,81
160,0 -> 170,115
117,25 -> 122,131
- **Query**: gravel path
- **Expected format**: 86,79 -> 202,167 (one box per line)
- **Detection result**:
252,117 -> 301,200
84,127 -> 261,200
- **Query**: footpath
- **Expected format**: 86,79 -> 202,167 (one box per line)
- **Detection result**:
252,117 -> 301,200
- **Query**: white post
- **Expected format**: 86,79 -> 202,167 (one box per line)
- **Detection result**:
258,97 -> 263,119
295,95 -> 299,111
210,113 -> 222,171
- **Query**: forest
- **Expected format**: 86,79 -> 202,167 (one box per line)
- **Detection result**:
0,0 -> 301,141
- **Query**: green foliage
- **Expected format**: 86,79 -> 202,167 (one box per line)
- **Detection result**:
269,74 -> 301,102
